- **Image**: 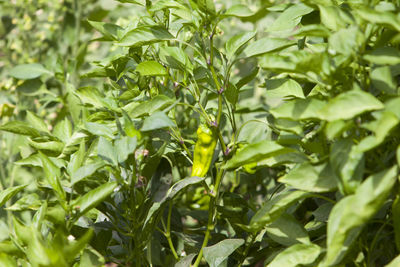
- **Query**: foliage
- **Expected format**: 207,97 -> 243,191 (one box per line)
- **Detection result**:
1,0 -> 400,266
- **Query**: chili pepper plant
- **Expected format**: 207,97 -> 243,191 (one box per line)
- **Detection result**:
1,0 -> 400,266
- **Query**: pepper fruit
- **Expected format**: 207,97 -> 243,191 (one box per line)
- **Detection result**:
191,123 -> 218,177
237,143 -> 257,174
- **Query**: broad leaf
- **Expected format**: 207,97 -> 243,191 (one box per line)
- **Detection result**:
324,166 -> 397,265
203,239 -> 245,267
279,162 -> 338,192
9,63 -> 52,80
268,243 -> 321,267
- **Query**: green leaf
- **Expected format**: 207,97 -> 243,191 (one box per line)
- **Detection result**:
136,61 -> 167,76
386,254 -> 400,267
85,122 -> 114,139
0,253 -> 18,267
324,166 -> 398,266
71,161 -> 105,185
242,37 -> 296,58
236,67 -> 259,90
72,181 -> 118,218
175,254 -> 196,267
357,111 -> 399,152
291,24 -> 330,37
26,111 -> 49,133
250,190 -> 309,231
53,118 -> 73,143
266,213 -> 310,246
159,46 -> 193,73
118,25 -> 174,47
0,184 -> 27,208
259,50 -> 328,78
5,193 -> 42,211
64,229 -> 94,259
225,31 -> 256,59
28,139 -> 65,155
270,98 -> 325,120
141,111 -> 174,131
88,20 -> 124,40
330,138 -> 364,194
355,7 -> 400,32
143,177 -> 205,231
127,95 -> 174,118
279,162 -> 338,192
203,239 -> 245,267
224,4 -> 256,17
8,63 -> 52,80
363,47 -> 400,65
328,26 -> 364,56
98,137 -> 118,166
115,136 -> 137,163
268,243 -> 321,267
225,140 -> 292,169
267,3 -> 314,32
38,152 -> 66,201
318,5 -> 348,31
0,121 -> 41,137
225,82 -> 238,106
75,86 -> 108,109
195,0 -> 216,15
392,194 -> 400,251
265,78 -> 305,99
79,248 -> 105,267
319,90 -> 384,121
371,66 -> 397,94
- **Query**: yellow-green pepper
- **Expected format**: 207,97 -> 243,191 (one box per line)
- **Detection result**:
191,123 -> 217,177
237,143 -> 257,174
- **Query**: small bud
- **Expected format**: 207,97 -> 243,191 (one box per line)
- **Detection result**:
224,147 -> 231,156
218,87 -> 224,94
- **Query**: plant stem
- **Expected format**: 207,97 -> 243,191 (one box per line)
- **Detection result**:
192,167 -> 224,267
166,201 -> 179,260
237,234 -> 256,267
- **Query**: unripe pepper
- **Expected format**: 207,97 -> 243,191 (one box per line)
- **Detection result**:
237,143 -> 257,174
191,123 -> 218,177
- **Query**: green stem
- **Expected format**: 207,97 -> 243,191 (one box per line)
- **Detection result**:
237,234 -> 256,267
166,201 -> 179,260
192,167 -> 224,267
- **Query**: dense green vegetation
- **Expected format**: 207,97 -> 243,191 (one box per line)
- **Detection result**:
1,0 -> 400,266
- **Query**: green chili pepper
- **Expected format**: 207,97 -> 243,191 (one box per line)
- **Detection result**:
237,143 -> 257,174
191,123 -> 218,177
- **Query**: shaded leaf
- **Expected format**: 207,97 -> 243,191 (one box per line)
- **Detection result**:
0,185 -> 27,208
266,213 -> 310,246
324,166 -> 397,265
203,239 -> 245,267
72,181 -> 118,218
250,190 -> 309,231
